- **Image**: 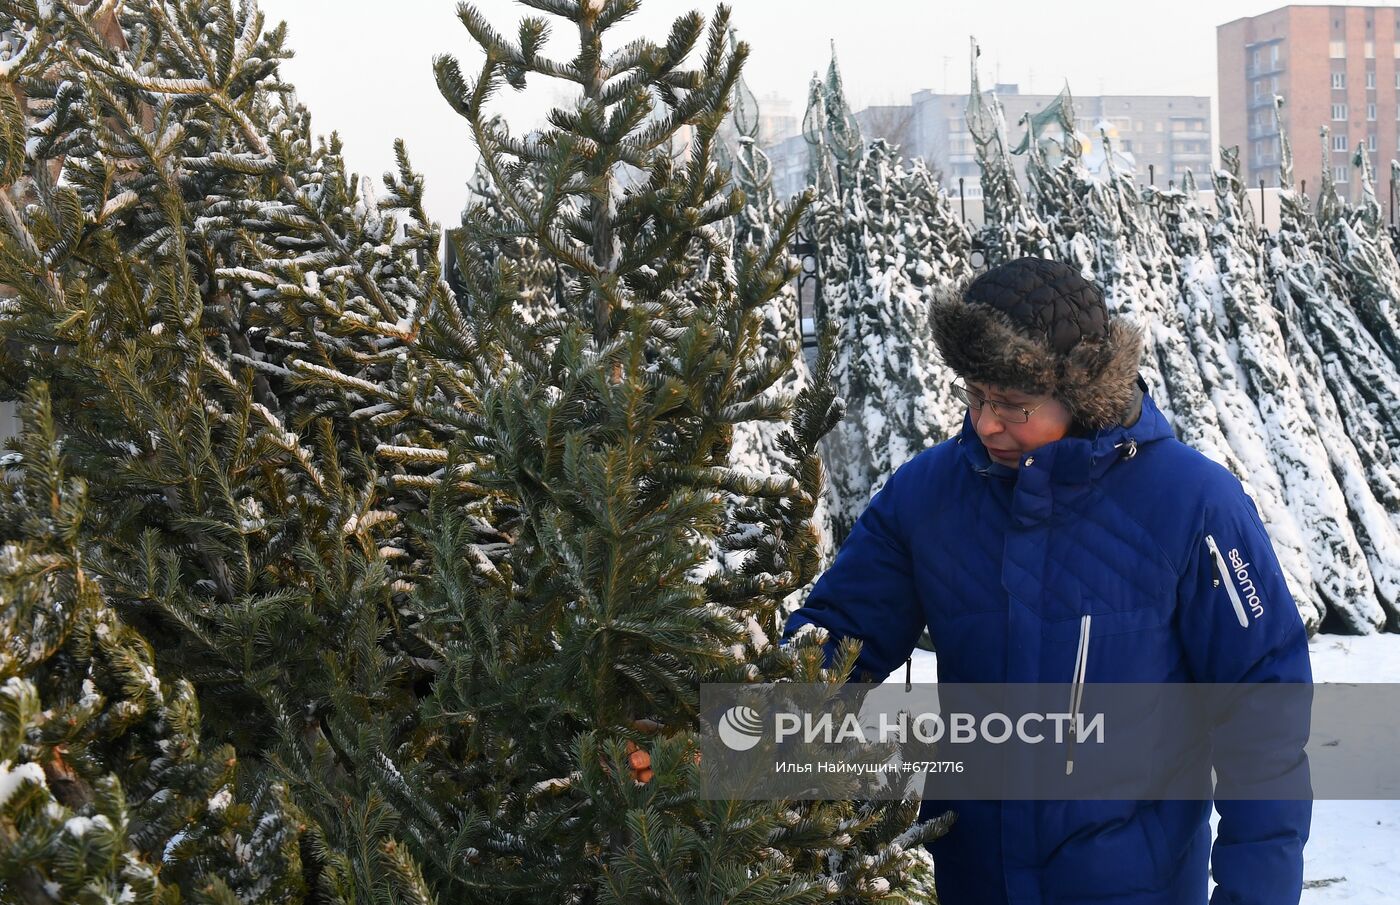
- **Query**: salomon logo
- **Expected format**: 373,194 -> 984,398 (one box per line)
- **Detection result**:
1227,548 -> 1265,620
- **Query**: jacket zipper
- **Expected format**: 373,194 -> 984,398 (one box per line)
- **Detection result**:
1205,533 -> 1250,628
1065,613 -> 1091,775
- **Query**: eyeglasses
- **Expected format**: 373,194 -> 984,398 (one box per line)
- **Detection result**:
950,380 -> 1053,424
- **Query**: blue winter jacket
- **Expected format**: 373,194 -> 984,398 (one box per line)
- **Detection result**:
781,380 -> 1312,905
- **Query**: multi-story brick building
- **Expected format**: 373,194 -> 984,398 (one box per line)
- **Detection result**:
1219,4 -> 1400,204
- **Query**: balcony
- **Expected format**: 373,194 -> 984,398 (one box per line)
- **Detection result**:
1246,63 -> 1285,79
1247,125 -> 1280,141
1171,130 -> 1211,141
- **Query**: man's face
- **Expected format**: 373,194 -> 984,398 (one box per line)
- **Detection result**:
965,381 -> 1074,468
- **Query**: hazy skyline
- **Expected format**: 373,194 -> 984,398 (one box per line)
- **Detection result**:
259,0 -> 1400,227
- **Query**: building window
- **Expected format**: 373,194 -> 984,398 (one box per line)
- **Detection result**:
1335,166 -> 1349,183
1369,133 -> 1378,151
1368,103 -> 1377,120
1271,44 -> 1280,66
1252,48 -> 1262,71
1333,103 -> 1348,121
1333,71 -> 1346,89
1334,134 -> 1349,151
1368,71 -> 1377,89
1330,41 -> 1346,58
1366,41 -> 1375,59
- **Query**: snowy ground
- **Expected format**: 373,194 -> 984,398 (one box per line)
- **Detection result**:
889,632 -> 1400,903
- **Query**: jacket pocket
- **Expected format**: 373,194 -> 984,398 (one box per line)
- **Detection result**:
1205,533 -> 1251,628
1039,800 -> 1174,898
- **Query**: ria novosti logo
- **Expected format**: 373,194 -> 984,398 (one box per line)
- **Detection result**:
717,705 -> 765,751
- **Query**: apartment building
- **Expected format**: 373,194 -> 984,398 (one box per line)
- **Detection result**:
1219,4 -> 1400,204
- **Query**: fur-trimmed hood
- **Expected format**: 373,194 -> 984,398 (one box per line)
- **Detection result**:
930,273 -> 1145,432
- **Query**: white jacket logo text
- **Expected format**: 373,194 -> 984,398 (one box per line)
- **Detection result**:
1227,548 -> 1265,620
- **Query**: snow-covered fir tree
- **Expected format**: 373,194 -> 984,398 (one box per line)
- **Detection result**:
1082,134 -> 1247,484
721,31 -> 835,573
1019,84 -> 1094,260
965,39 -> 1055,266
449,132 -> 564,328
724,36 -> 811,480
1210,149 -> 1381,633
1264,113 -> 1400,629
1320,144 -> 1400,372
1079,135 -> 1172,417
1275,130 -> 1400,485
896,156 -> 974,437
807,50 -> 965,541
1157,170 -> 1319,630
807,51 -> 881,541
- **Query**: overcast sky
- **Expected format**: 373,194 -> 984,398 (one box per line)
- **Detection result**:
258,0 -> 1398,228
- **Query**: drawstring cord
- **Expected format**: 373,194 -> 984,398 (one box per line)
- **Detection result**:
1066,614 -> 1092,775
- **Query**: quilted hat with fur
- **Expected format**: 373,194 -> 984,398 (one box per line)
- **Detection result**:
930,257 -> 1145,431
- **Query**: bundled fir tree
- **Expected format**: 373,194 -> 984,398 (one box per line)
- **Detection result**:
1018,84 -> 1093,261
806,50 -> 961,541
805,51 -> 878,541
1078,135 -> 1170,418
1263,115 -> 1400,629
707,31 -> 839,594
965,39 -> 1054,266
1320,142 -> 1400,372
1268,127 -> 1400,488
719,33 -> 826,550
1081,134 -> 1251,490
1210,149 -> 1380,633
1157,171 -> 1319,628
894,156 -> 972,437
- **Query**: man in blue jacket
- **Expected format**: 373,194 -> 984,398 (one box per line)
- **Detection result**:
782,258 -> 1312,904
